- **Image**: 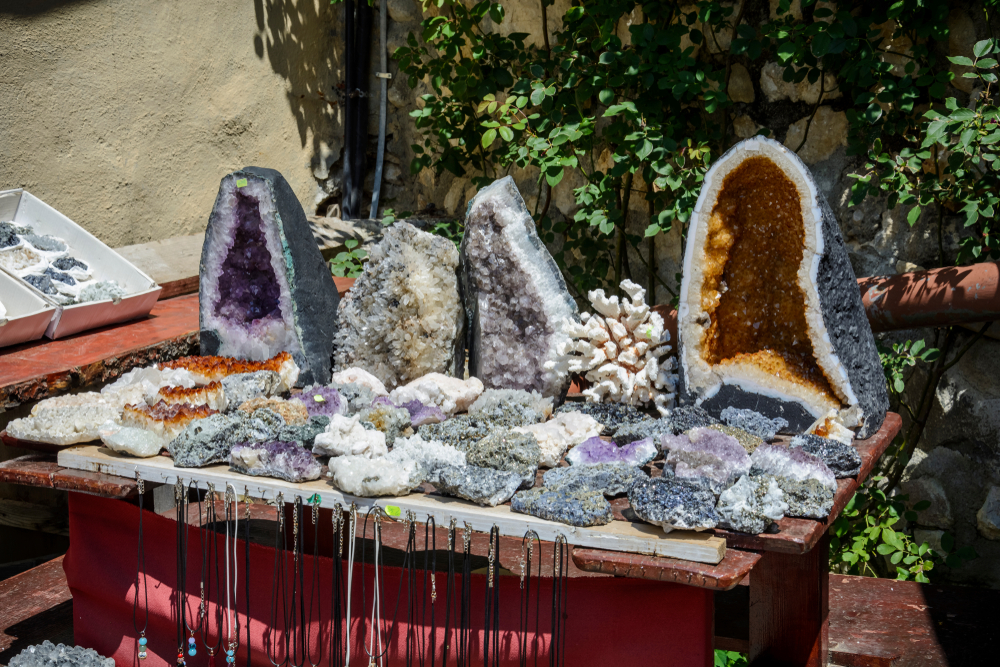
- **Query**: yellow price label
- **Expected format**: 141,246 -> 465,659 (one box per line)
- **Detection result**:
236,178 -> 248,188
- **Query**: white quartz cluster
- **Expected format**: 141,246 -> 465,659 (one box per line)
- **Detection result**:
7,393 -> 124,445
334,222 -> 465,390
330,367 -> 388,396
513,411 -> 603,467
548,279 -> 677,415
388,373 -> 484,417
313,414 -> 388,458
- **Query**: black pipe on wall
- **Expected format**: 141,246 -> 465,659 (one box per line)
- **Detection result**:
341,0 -> 373,220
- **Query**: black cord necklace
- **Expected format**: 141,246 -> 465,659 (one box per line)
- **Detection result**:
134,472 -> 149,660
186,482 -> 203,660
330,504 -> 345,667
458,522 -> 472,667
175,479 -> 188,667
440,519 -> 457,667
483,526 -> 501,667
405,515 -> 417,667
203,484 -> 224,662
244,489 -> 252,667
549,536 -> 569,667
360,506 -> 411,667
518,531 -> 541,667
305,495 -> 323,667
267,493 -> 289,667
223,486 -> 241,666
419,517 -> 437,667
288,496 -> 306,667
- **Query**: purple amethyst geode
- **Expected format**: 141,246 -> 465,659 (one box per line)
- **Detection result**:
300,385 -> 346,417
200,167 -> 339,385
565,436 -> 657,467
400,399 -> 446,426
662,427 -> 751,491
230,440 -> 322,482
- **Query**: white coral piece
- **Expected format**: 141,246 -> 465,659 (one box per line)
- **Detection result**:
545,279 -> 677,415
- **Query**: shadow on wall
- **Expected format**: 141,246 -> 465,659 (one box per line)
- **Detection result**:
0,0 -> 97,13
253,0 -> 342,167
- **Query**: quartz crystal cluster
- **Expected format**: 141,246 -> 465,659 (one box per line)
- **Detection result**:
7,393 -> 125,445
200,168 -> 339,385
662,428 -> 752,491
549,279 -> 676,414
298,385 -> 346,417
313,414 -> 388,458
230,440 -> 322,482
461,176 -> 579,397
388,373 -> 483,417
716,475 -> 788,534
513,411 -> 603,467
468,389 -> 553,420
161,352 -> 299,390
748,444 -> 837,518
331,368 -> 388,396
334,222 -> 465,389
565,436 -> 657,467
555,401 -> 648,437
123,402 -> 218,441
9,641 -> 114,667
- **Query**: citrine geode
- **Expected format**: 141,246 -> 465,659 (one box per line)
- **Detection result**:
200,167 -> 339,386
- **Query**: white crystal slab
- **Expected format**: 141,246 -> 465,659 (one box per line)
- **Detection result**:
58,445 -> 726,565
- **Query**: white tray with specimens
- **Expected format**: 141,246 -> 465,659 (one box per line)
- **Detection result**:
0,270 -> 57,348
58,444 -> 728,565
0,189 -> 161,339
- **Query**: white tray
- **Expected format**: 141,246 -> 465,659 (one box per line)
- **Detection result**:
0,270 -> 56,348
0,189 -> 161,339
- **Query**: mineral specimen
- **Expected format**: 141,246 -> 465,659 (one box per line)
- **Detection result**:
555,401 -> 648,436
432,465 -> 522,506
43,267 -> 75,285
511,487 -> 613,527
790,434 -> 862,478
98,422 -> 166,458
513,411 -> 604,467
543,462 -> 648,496
103,365 -> 197,397
9,641 -> 114,667
298,385 -> 346,418
123,401 -> 219,441
398,399 -> 446,426
662,428 -> 752,491
331,367 -> 388,396
390,434 -> 466,479
461,176 -> 579,397
6,393 -> 123,445
218,370 -> 282,408
627,477 -> 720,532
238,397 -> 309,425
804,407 -> 861,446
565,436 -> 657,467
230,440 -> 322,482
388,373 -> 484,417
24,273 -> 57,295
705,424 -> 764,455
468,389 -> 553,420
677,136 -> 889,438
200,167 -> 339,385
312,414 -> 388,458
462,430 -> 541,488
358,403 -> 411,446
327,453 -> 423,497
276,415 -> 330,449
53,256 -> 89,274
768,475 -> 835,518
610,418 -> 669,446
750,444 -> 837,492
23,234 -> 66,252
334,222 -> 464,389
720,407 -> 788,441
153,382 -> 228,411
168,410 -> 281,468
333,382 -> 377,414
549,279 -> 676,414
715,475 -> 788,534
0,222 -> 29,249
162,352 -> 299,390
664,405 -> 719,434
77,280 -> 126,304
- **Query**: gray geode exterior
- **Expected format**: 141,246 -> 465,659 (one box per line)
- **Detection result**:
200,166 -> 339,386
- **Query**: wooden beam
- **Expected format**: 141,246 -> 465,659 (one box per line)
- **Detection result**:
0,499 -> 68,537
115,234 -> 203,300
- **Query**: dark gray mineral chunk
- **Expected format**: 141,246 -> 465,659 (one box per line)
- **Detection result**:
666,405 -> 719,434
333,382 -> 376,414
418,402 -> 538,449
462,430 -> 540,489
715,475 -> 788,534
754,473 -> 833,519
200,167 -> 340,386
555,401 -> 648,436
43,267 -> 75,285
23,273 -> 57,295
511,486 -> 613,527
278,415 -> 330,449
0,222 -> 30,249
790,434 -> 862,478
432,464 -> 523,506
53,256 -> 89,272
720,407 -> 788,441
543,462 -> 648,496
611,417 -> 671,446
359,403 -> 411,446
168,410 -> 281,468
221,371 -> 283,409
627,476 -> 720,531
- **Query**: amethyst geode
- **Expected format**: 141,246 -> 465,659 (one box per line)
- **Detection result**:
230,440 -> 322,482
200,168 -> 339,385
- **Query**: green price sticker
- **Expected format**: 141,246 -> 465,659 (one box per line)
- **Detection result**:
236,178 -> 248,188
385,505 -> 401,517
314,394 -> 325,403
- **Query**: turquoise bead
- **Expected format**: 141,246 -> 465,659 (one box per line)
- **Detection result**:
227,650 -> 234,656
139,638 -> 147,646
188,649 -> 196,657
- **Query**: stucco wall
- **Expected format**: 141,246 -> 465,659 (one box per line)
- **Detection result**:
0,0 -> 341,247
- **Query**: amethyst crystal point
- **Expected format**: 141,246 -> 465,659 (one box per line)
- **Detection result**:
400,400 -> 446,426
230,440 -> 321,483
200,167 -> 339,385
511,487 -> 613,527
461,177 -> 579,397
789,434 -> 862,478
627,476 -> 720,532
750,444 -> 837,491
565,436 -> 657,467
299,385 -> 346,418
662,427 -> 751,491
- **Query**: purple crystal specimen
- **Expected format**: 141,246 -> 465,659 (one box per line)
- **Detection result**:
401,399 -> 446,426
230,440 -> 322,483
214,192 -> 282,326
566,436 -> 657,467
662,427 -> 751,489
299,385 -> 346,417
750,444 -> 837,491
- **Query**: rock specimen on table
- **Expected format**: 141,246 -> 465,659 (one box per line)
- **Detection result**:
555,401 -> 649,437
151,382 -> 228,411
676,136 -> 888,438
78,281 -> 127,304
238,396 -> 309,425
790,434 -> 862,478
122,401 -> 218,441
462,430 -> 541,488
200,167 -> 338,385
277,415 -> 330,449
333,382 -> 377,414
543,462 -> 648,496
804,407 -> 861,445
511,487 -> 613,527
513,411 -> 604,467
627,477 -> 720,532
327,452 -> 423,496
461,176 -> 579,397
610,417 -> 669,446
298,385 -> 346,418
417,398 -> 540,448
334,222 -> 465,390
662,428 -> 752,492
720,407 -> 788,441
6,394 -> 124,445
102,365 -> 197,399
331,367 -> 389,396
432,464 -> 522,506
313,414 -> 388,458
358,402 -> 411,446
549,279 -> 677,414
750,444 -> 836,491
388,373 -> 484,417
390,434 -> 466,479
715,475 -> 788,534
565,436 -> 657,467
763,475 -> 833,519
168,409 -> 281,467
398,399 -> 446,426
705,424 -> 764,455
468,388 -> 553,421
98,422 -> 166,458
161,352 -> 299,390
664,405 -> 719,434
9,641 -> 114,667
221,371 -> 284,408
230,440 -> 322,482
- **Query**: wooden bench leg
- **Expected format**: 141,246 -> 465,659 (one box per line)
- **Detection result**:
749,533 -> 829,666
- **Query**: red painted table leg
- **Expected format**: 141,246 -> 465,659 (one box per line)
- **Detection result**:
749,532 -> 830,666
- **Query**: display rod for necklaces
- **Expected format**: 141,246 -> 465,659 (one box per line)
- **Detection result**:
203,484 -> 224,664
361,506 -> 411,667
330,504 -> 345,667
267,493 -> 289,667
405,514 -> 417,667
185,481 -> 203,660
134,472 -> 150,660
483,526 -> 501,667
518,531 -> 542,667
305,494 -> 323,667
223,485 -> 240,666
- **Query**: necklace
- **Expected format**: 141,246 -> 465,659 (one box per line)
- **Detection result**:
419,517 -> 437,667
458,522 -> 472,667
483,526 -> 501,667
305,495 -> 323,667
243,489 -> 252,667
184,482 -> 202,659
289,496 -> 305,667
134,472 -> 149,660
223,485 -> 240,666
518,531 -> 541,667
344,504 -> 358,667
203,484 -> 224,662
549,536 -> 569,667
267,492 -> 288,667
330,504 -> 345,667
176,478 -> 188,667
361,507 -> 409,667
440,519 -> 457,667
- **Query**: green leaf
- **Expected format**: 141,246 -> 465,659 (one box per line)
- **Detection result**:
530,88 -> 545,105
876,543 -> 896,556
948,55 -> 975,67
498,126 -> 514,142
637,139 -> 653,160
481,128 -> 497,148
912,499 -> 931,511
599,89 -> 615,105
488,3 -> 504,24
974,39 -> 994,58
644,224 -> 661,237
907,205 -> 921,226
977,58 -> 998,70
941,532 -> 955,553
865,104 -> 883,123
